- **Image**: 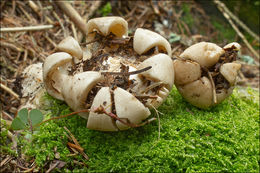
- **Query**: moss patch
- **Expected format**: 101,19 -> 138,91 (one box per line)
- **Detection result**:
20,87 -> 259,172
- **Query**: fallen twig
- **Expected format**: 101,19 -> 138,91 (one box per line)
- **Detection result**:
46,161 -> 59,173
28,0 -> 42,17
214,0 -> 259,62
55,1 -> 88,34
2,111 -> 14,121
64,126 -> 89,160
23,164 -> 36,173
0,41 -> 24,52
0,83 -> 19,99
64,126 -> 80,147
52,11 -> 68,38
208,71 -> 217,104
67,142 -> 84,153
36,109 -> 90,127
43,34 -> 57,48
78,1 -> 102,42
101,66 -> 152,76
0,156 -> 12,167
85,1 -> 102,20
214,0 -> 259,42
0,25 -> 53,32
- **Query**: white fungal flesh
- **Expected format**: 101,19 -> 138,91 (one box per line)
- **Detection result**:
134,28 -> 171,56
138,53 -> 174,88
87,87 -> 118,131
57,36 -> 83,60
114,87 -> 151,130
216,87 -> 234,104
180,42 -> 224,67
173,60 -> 201,85
86,16 -> 128,39
61,72 -> 103,118
43,52 -> 73,100
178,77 -> 213,108
223,42 -> 241,50
220,63 -> 241,86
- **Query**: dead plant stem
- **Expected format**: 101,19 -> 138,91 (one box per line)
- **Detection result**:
214,0 -> 259,62
101,66 -> 152,76
55,1 -> 88,34
0,83 -> 19,99
214,0 -> 259,42
207,71 -> 217,104
0,25 -> 53,32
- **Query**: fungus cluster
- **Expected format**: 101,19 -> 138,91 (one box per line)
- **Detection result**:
173,42 -> 241,108
20,16 -> 241,131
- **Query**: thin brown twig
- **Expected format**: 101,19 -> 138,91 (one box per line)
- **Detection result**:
2,111 -> 14,121
71,22 -> 78,41
214,0 -> 259,62
0,156 -> 12,167
214,0 -> 259,42
43,34 -> 57,48
28,0 -> 42,17
207,71 -> 217,104
150,0 -> 160,15
0,83 -> 19,99
101,66 -> 152,76
135,95 -> 158,99
11,0 -> 15,15
52,11 -> 67,37
94,106 -> 157,128
67,142 -> 84,153
77,1 -> 102,42
85,1 -> 102,20
10,160 -> 28,170
0,41 -> 24,52
64,127 -> 89,160
64,126 -> 80,147
23,164 -> 36,173
17,3 -> 33,22
36,109 -> 90,127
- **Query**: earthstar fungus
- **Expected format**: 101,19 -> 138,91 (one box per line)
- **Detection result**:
173,42 -> 241,108
42,16 -> 174,131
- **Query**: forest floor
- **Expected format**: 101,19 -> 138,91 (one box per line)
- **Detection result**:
0,1 -> 259,172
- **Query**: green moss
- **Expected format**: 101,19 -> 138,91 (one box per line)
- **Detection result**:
20,87 -> 259,172
0,120 -> 17,156
98,2 -> 112,17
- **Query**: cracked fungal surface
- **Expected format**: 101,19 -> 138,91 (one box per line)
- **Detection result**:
40,16 -> 174,131
173,42 -> 241,108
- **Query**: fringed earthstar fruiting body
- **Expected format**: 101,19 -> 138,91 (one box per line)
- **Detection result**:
40,16 -> 174,131
173,42 -> 241,108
